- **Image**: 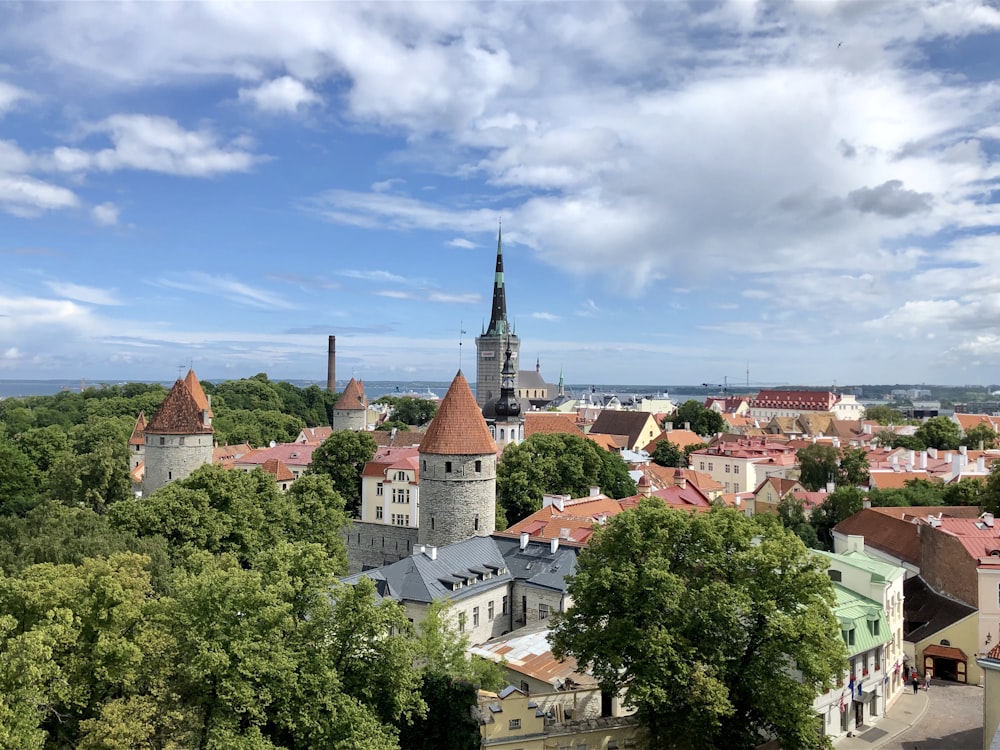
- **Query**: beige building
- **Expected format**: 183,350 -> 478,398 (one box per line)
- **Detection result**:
359,446 -> 421,528
976,643 -> 1000,750
688,438 -> 798,494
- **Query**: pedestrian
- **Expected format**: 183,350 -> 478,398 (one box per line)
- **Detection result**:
924,675 -> 930,691
911,674 -> 919,694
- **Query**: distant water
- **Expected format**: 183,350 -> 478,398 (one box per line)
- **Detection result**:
0,378 -> 706,403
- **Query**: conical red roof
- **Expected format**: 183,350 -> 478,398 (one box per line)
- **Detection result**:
338,377 -> 367,411
129,412 -> 147,445
419,371 -> 497,455
184,369 -> 212,416
146,378 -> 213,435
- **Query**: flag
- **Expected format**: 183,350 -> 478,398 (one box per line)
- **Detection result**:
894,660 -> 900,676
839,690 -> 846,713
856,679 -> 863,697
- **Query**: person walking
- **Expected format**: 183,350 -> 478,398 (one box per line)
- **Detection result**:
911,673 -> 920,694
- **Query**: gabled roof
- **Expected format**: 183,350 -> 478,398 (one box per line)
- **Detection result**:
831,584 -> 889,657
235,443 -> 317,467
129,412 -> 147,445
472,627 -> 596,689
642,428 -> 704,453
261,458 -> 295,482
588,410 -> 657,449
420,371 -> 497,455
337,377 -> 367,410
297,426 -> 333,444
213,443 -> 252,466
145,378 -> 213,435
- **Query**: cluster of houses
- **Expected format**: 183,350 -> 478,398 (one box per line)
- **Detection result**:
126,229 -> 1000,747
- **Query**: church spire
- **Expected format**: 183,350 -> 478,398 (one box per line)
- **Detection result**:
486,222 -> 508,336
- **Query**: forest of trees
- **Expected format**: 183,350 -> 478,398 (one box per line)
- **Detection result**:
0,378 -> 500,750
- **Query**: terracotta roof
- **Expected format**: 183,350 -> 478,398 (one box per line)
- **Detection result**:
524,412 -> 583,437
184,369 -> 212,416
987,642 -> 1000,660
586,432 -> 622,451
129,412 -> 147,445
145,378 -> 213,435
235,443 -> 317,467
419,371 -> 497,455
868,471 -> 939,490
589,410 -> 657,449
261,458 -> 296,482
955,413 -> 1000,432
337,377 -> 367,411
834,508 -> 921,565
751,390 -> 837,410
213,443 -> 252,466
642,428 -> 704,453
297,426 -> 333,444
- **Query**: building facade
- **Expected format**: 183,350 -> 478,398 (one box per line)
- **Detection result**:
476,226 -> 520,408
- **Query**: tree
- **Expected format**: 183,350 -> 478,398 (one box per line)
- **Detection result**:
913,416 -> 961,450
796,443 -> 839,492
551,503 -> 845,750
307,431 -> 378,517
964,422 -> 998,450
837,447 -> 870,487
862,405 -> 906,425
496,433 -> 637,524
0,436 -> 39,516
285,474 -> 350,574
777,495 -> 820,549
808,486 -> 865,550
982,463 -> 1000,517
651,439 -> 685,468
673,400 -> 725,438
375,396 -> 438,427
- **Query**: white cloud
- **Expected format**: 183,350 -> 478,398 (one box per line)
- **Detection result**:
372,178 -> 404,193
340,269 -> 407,283
427,292 -> 479,304
238,76 -> 320,113
0,174 -> 79,217
447,238 -> 476,249
49,115 -> 261,177
46,281 -> 123,306
532,312 -> 559,321
155,273 -> 296,310
0,81 -> 28,115
91,201 -> 120,226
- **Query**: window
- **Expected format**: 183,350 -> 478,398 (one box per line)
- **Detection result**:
475,459 -> 482,472
848,629 -> 856,646
875,648 -> 881,671
473,606 -> 480,627
828,570 -> 842,582
508,719 -> 521,730
699,461 -> 705,470
725,464 -> 730,473
862,654 -> 869,675
395,471 -> 406,481
870,619 -> 880,636
488,600 -> 495,620
375,506 -> 383,520
539,603 -> 550,620
167,471 -> 172,480
445,461 -> 452,473
377,482 -> 383,496
520,680 -> 530,694
178,437 -> 185,445
734,465 -> 739,474
159,436 -> 165,446
474,515 -> 480,531
458,612 -> 466,633
502,595 -> 508,614
708,462 -> 713,471
430,517 -> 435,530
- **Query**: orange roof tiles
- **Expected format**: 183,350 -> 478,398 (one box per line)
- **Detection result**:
129,412 -> 147,445
643,428 -> 704,453
524,412 -> 583,437
337,377 -> 368,410
184,369 -> 212,416
419,371 -> 497,455
261,458 -> 296,482
146,378 -> 213,435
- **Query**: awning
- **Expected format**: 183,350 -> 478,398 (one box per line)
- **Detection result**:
852,689 -> 877,703
923,644 -> 968,661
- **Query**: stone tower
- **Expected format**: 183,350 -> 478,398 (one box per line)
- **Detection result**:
332,377 -> 367,432
418,370 -> 498,548
476,225 -> 519,407
485,341 -> 523,451
142,369 -> 214,496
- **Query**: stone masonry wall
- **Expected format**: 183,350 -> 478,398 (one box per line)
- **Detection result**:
343,520 -> 419,574
920,524 -> 979,607
418,452 -> 496,548
142,433 -> 213,495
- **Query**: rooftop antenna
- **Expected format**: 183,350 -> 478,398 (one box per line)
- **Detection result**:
459,321 -> 467,370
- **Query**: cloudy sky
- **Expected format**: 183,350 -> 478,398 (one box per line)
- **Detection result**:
1,1 -> 999,387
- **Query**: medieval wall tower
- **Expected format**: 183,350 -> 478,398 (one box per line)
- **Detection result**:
142,369 -> 214,496
332,377 -> 368,432
418,370 -> 498,548
476,225 -> 519,408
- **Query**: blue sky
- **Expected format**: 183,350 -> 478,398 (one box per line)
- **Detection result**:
1,1 -> 999,387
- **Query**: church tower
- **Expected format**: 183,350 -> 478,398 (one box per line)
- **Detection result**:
486,340 -> 523,451
142,369 -> 214,496
476,225 -> 519,407
418,370 -> 498,548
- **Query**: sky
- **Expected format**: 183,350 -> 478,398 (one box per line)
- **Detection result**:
1,1 -> 1000,388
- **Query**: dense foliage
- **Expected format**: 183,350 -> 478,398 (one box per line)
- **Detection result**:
496,433 -> 637,524
552,502 -> 846,750
671,399 -> 725,437
0,378 -> 494,750
374,396 -> 438,427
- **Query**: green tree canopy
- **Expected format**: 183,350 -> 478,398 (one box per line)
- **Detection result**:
672,400 -> 725,438
838,446 -> 870,487
375,396 -> 438,426
551,503 -> 846,749
796,443 -> 839,491
964,422 -> 998,450
913,416 -> 962,450
808,486 -> 865,550
307,431 -> 379,517
650,439 -> 685,468
496,433 -> 637,524
862,405 -> 906,425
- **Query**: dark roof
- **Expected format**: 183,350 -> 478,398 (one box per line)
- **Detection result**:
903,575 -> 976,644
493,536 -> 579,593
588,410 -> 656,448
420,371 -> 497,455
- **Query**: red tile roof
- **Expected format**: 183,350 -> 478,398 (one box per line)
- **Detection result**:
129,412 -> 146,446
337,377 -> 367,411
419,371 -> 497,455
261,458 -> 296,482
146,378 -> 213,435
184,369 -> 212,416
524,412 -> 583,437
751,390 -> 837,410
235,443 -> 317,467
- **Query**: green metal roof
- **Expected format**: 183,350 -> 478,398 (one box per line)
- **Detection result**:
815,548 -> 905,584
832,584 -> 889,658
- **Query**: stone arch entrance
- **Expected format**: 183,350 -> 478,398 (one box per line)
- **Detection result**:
922,644 -> 968,683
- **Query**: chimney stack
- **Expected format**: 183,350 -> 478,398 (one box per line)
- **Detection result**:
327,335 -> 336,392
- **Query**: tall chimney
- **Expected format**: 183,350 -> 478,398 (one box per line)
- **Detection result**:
327,335 -> 336,392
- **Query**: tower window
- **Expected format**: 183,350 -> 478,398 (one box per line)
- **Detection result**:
431,517 -> 435,530
445,461 -> 452,473
160,437 -> 165,446
475,460 -> 482,472
474,515 -> 480,531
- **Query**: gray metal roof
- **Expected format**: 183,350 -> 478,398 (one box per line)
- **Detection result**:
493,536 -> 579,593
